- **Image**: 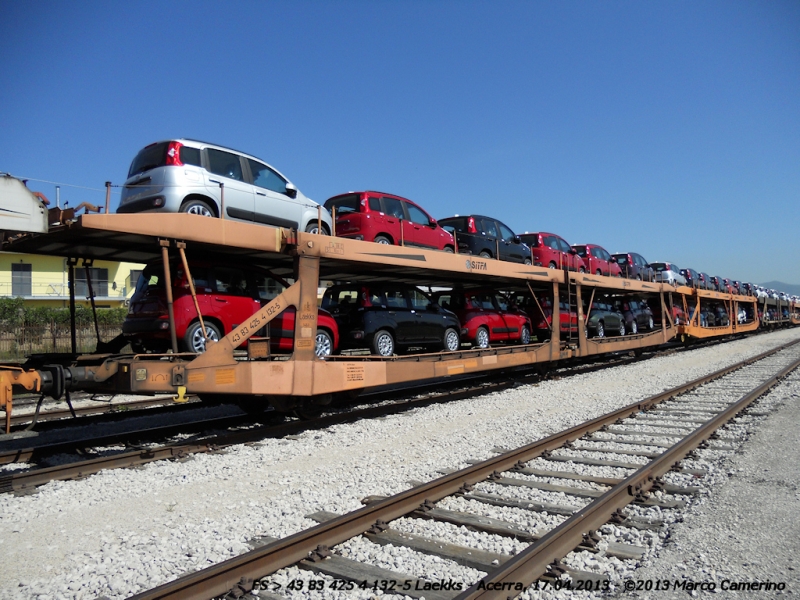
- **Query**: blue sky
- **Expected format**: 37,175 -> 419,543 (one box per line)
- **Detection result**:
1,1 -> 798,285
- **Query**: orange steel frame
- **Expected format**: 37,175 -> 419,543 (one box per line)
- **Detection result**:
0,213 -> 789,424
677,288 -> 760,340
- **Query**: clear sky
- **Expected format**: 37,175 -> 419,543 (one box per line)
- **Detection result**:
1,1 -> 798,285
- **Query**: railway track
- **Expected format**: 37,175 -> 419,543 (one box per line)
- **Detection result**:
125,338 -> 800,600
0,336 -> 776,496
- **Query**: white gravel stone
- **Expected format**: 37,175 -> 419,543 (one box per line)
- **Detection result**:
0,329 -> 798,599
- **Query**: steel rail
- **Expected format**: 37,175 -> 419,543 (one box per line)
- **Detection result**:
458,347 -> 800,598
128,338 -> 800,600
0,350 -> 654,490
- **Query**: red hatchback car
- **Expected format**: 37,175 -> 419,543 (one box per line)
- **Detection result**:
433,289 -> 531,348
122,260 -> 338,357
324,191 -> 455,251
518,232 -> 586,271
512,293 -> 580,342
571,244 -> 622,277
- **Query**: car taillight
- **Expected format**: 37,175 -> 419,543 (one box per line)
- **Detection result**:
467,217 -> 477,233
165,141 -> 184,167
628,255 -> 634,266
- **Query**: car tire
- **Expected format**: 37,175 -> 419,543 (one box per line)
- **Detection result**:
524,258 -> 532,265
479,251 -> 492,259
595,321 -> 605,338
548,261 -> 557,269
635,275 -> 642,281
371,329 -> 395,356
315,329 -> 334,358
648,316 -> 654,330
183,321 -> 221,353
305,222 -> 330,235
443,327 -> 460,352
475,326 -> 490,348
374,235 -> 392,245
618,321 -> 626,336
180,199 -> 215,217
519,325 -> 531,344
579,267 -> 586,273
630,320 -> 638,335
443,246 -> 455,253
596,269 -> 602,275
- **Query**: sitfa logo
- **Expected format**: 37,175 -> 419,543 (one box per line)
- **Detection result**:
465,259 -> 488,271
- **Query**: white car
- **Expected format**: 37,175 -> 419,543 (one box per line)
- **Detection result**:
651,262 -> 686,287
117,139 -> 332,235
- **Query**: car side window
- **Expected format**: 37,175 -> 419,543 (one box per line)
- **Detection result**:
180,146 -> 202,167
478,219 -> 498,237
207,149 -> 244,182
214,267 -> 249,296
382,197 -> 405,219
368,197 -> 381,212
495,294 -> 508,311
409,289 -> 431,310
591,247 -> 601,258
497,223 -> 515,241
247,159 -> 288,195
256,276 -> 285,301
406,204 -> 430,225
544,236 -> 558,250
558,238 -> 571,253
385,289 -> 408,309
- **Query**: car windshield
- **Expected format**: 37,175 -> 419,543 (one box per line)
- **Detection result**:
128,142 -> 169,177
325,194 -> 360,215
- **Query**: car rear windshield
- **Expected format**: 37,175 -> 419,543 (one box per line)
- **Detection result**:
438,217 -> 467,232
324,194 -> 360,215
651,263 -> 668,272
612,255 -> 628,264
572,245 -> 587,257
128,143 -> 170,178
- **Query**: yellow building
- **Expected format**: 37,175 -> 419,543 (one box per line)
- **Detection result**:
0,251 -> 144,308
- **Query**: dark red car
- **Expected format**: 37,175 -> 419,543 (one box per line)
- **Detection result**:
518,232 -> 586,271
571,244 -> 622,277
511,293 -> 579,342
433,289 -> 531,348
123,260 -> 338,357
324,191 -> 455,252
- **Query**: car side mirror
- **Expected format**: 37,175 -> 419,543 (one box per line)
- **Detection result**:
513,235 -> 521,244
569,248 -> 577,255
429,218 -> 438,227
284,183 -> 298,198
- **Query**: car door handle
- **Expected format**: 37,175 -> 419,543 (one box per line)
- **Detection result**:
209,179 -> 221,185
215,298 -> 228,303
256,192 -> 266,196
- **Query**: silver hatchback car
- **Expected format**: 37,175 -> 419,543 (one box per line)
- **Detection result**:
651,262 -> 686,287
117,139 -> 332,234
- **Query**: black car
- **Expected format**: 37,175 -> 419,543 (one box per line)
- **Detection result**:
710,276 -> 724,292
615,297 -> 655,334
679,268 -> 701,288
438,215 -> 532,264
714,305 -> 731,326
698,272 -> 712,290
321,283 -> 461,357
586,300 -> 626,338
611,252 -> 654,281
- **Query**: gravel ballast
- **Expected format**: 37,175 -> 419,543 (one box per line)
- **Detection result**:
0,328 -> 798,599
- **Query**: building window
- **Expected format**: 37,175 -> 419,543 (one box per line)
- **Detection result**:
12,263 -> 32,296
128,269 -> 142,293
75,268 -> 109,298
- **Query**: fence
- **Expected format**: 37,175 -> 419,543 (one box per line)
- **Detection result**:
0,324 -> 124,359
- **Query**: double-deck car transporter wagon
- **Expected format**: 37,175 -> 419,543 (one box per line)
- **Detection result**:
0,206 -> 793,433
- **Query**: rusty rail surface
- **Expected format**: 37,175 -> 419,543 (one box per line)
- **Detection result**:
129,338 -> 800,600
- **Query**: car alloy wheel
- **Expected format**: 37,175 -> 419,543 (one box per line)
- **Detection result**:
519,325 -> 531,344
630,320 -> 638,335
648,316 -> 654,330
475,326 -> 490,348
184,321 -> 220,353
596,322 -> 605,338
315,329 -> 333,358
180,200 -> 214,217
443,327 -> 460,351
619,321 -> 626,336
372,329 -> 395,356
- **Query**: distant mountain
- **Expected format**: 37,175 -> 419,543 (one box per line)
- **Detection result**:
759,281 -> 800,295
